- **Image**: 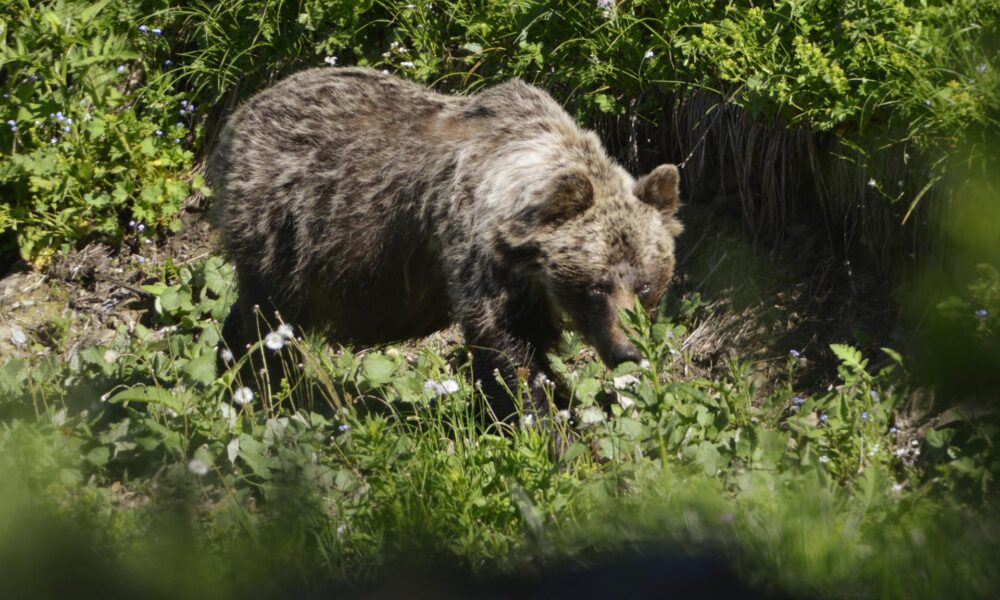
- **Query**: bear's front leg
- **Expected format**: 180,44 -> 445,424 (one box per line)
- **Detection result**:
463,326 -> 558,423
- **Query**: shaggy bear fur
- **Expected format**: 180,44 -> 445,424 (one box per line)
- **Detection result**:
209,67 -> 683,418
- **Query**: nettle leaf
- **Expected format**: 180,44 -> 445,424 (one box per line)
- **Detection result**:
183,351 -> 217,386
361,353 -> 396,386
573,377 -> 601,404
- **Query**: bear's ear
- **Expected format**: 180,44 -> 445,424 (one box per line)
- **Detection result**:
526,167 -> 594,228
635,164 -> 680,218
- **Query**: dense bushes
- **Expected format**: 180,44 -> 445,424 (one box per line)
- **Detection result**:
2,0 -> 997,265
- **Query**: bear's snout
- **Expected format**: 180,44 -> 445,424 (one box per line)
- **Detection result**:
606,343 -> 643,368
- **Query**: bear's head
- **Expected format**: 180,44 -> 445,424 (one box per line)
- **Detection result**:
505,164 -> 683,368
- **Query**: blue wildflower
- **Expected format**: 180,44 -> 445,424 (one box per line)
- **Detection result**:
137,223 -> 146,232
889,426 -> 898,434
180,100 -> 188,107
117,65 -> 126,74
976,308 -> 988,319
151,28 -> 162,35
163,59 -> 173,66
789,349 -> 801,358
792,396 -> 805,406
154,129 -> 163,136
869,390 -> 879,401
138,25 -> 149,33
338,423 -> 351,432
820,414 -> 829,423
55,111 -> 64,121
129,220 -> 136,228
860,411 -> 869,421
136,255 -> 145,264
174,138 -> 181,144
62,125 -> 70,133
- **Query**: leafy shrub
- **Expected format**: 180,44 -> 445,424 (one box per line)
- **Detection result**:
0,0 -> 204,266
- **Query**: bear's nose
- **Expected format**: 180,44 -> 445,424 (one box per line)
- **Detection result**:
608,344 -> 643,367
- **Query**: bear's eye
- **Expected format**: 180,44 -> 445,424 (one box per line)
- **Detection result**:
637,282 -> 652,296
588,283 -> 610,297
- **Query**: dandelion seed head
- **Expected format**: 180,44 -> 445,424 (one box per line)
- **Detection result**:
232,386 -> 254,405
277,323 -> 295,339
264,331 -> 285,351
220,348 -> 234,364
522,414 -> 535,427
187,459 -> 209,476
440,379 -> 459,394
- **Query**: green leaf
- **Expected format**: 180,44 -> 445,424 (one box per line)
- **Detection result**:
361,353 -> 396,386
183,351 -> 218,386
107,385 -> 184,411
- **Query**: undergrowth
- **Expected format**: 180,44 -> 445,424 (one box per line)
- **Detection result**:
1,256 -> 997,598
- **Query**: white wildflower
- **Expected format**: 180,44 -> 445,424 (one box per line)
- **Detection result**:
277,323 -> 295,339
644,50 -> 654,59
440,379 -> 460,394
264,331 -> 285,351
232,386 -> 254,406
400,61 -> 415,68
891,482 -> 904,494
556,409 -> 571,423
818,455 -> 830,464
187,459 -> 209,476
219,347 -> 234,364
103,349 -> 118,364
867,178 -> 877,188
324,56 -> 338,66
639,358 -> 650,369
522,414 -> 535,427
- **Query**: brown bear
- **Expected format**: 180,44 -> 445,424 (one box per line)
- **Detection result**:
208,67 -> 683,419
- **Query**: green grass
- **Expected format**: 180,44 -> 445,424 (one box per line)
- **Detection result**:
1,254 -> 998,598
